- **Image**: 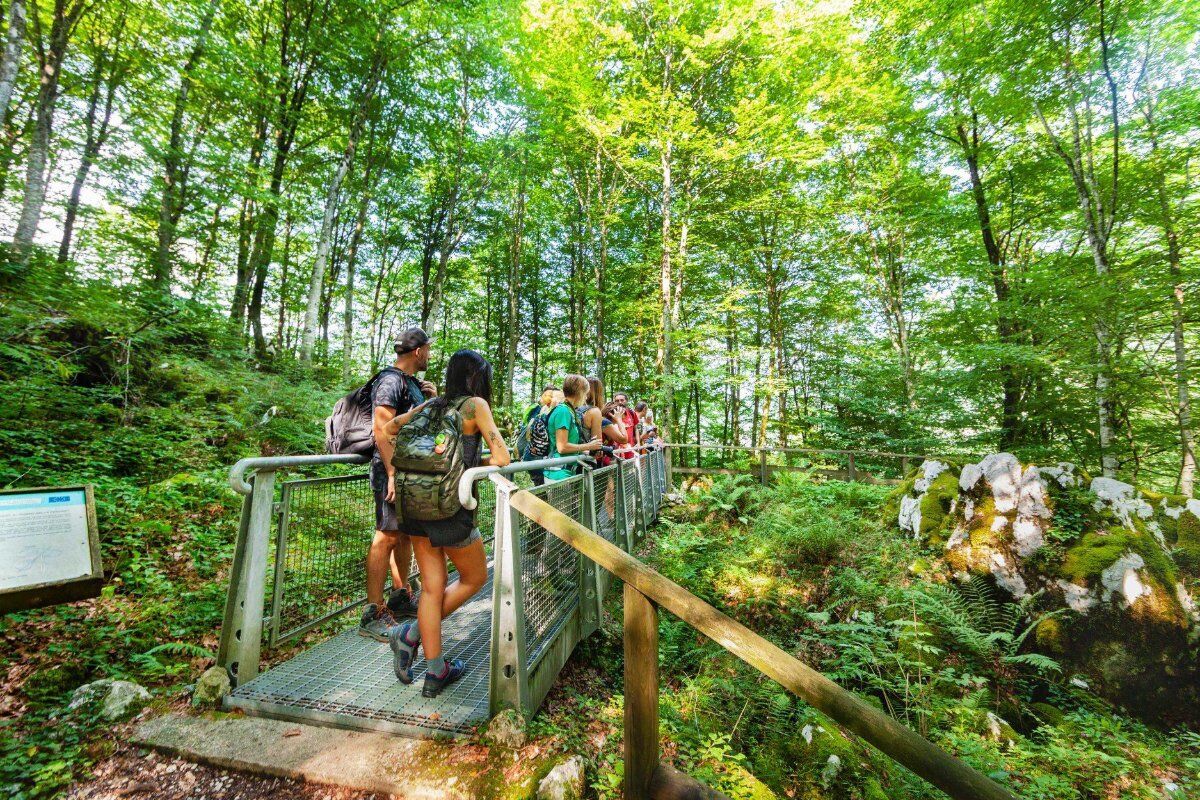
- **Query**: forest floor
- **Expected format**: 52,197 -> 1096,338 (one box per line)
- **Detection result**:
66,743 -> 385,800
2,278 -> 1198,799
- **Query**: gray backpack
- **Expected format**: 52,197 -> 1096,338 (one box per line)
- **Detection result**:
390,396 -> 472,521
325,368 -> 421,456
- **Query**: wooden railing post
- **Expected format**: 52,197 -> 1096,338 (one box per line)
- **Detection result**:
901,456 -> 910,476
624,583 -> 659,800
510,489 -> 1022,800
758,450 -> 768,485
847,451 -> 857,482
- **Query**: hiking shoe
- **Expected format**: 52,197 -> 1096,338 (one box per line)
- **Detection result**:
358,603 -> 398,641
389,623 -> 419,684
421,658 -> 466,698
386,586 -> 419,617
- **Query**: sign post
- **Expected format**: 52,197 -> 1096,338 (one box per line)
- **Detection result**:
0,485 -> 103,613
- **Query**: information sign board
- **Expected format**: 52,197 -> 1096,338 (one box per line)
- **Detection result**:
0,485 -> 103,613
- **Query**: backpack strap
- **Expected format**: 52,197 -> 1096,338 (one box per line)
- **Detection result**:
387,367 -> 426,411
369,364 -> 427,410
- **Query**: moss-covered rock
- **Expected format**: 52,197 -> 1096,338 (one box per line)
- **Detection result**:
1028,701 -> 1066,727
885,454 -> 1200,725
781,721 -> 890,800
918,471 -> 960,545
1171,501 -> 1200,572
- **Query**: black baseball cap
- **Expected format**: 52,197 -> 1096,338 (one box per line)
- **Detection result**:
394,327 -> 431,355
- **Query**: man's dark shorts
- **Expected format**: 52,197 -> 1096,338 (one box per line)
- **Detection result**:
374,487 -> 402,532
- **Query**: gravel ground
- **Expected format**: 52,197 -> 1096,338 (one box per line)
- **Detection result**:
65,740 -> 396,800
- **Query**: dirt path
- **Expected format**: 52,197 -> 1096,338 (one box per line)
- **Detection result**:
66,740 -> 393,800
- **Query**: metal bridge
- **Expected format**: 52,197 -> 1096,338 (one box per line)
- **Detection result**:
215,444 -> 1018,800
216,450 -> 668,739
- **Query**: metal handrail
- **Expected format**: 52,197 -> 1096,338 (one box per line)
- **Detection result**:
458,456 -> 589,509
229,453 -> 368,494
228,452 -> 591,508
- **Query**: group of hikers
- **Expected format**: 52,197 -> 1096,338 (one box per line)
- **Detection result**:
353,327 -> 660,699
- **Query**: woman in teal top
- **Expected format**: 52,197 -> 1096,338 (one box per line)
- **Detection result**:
545,373 -> 602,481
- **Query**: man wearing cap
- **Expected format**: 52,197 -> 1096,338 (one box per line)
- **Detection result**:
360,328 -> 438,640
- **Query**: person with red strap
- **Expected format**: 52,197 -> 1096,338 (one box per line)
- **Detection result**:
611,392 -> 640,459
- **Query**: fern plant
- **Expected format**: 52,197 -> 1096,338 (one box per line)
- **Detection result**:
130,641 -> 215,680
696,474 -> 757,523
909,577 -> 1064,689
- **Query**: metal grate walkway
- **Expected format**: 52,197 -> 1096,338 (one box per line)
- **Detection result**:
227,569 -> 494,738
220,449 -> 668,741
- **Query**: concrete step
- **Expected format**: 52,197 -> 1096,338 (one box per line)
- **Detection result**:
132,712 -> 558,799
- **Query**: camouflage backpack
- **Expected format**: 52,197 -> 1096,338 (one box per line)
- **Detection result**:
390,396 -> 473,521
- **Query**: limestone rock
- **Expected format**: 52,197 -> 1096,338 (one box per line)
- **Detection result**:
536,755 -> 585,800
820,754 -> 843,788
484,708 -> 527,748
888,454 -> 1200,724
191,666 -> 231,708
984,712 -> 1018,744
69,679 -> 151,722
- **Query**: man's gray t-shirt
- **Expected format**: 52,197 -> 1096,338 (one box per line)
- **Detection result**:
369,368 -> 426,492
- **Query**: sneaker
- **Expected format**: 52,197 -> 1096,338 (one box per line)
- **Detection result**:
358,603 -> 398,641
386,586 -> 419,617
389,622 -> 419,684
421,658 -> 466,698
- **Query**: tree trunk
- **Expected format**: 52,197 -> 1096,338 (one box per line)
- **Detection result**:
276,212 -> 292,355
58,4 -> 127,264
1034,9 -> 1121,477
246,0 -> 330,356
504,151 -> 526,406
12,0 -> 89,267
341,163 -> 373,382
957,116 -> 1022,449
301,144 -> 356,364
302,29 -> 385,365
230,115 -> 268,325
657,135 -> 673,445
153,0 -> 218,292
1146,114 -> 1195,495
191,199 -> 224,299
530,265 -> 541,402
247,145 -> 288,358
0,0 -> 27,127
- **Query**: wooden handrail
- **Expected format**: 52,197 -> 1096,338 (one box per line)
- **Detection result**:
507,485 -> 1021,800
660,443 -> 941,459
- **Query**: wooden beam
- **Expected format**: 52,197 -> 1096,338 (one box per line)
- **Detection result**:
661,443 -> 940,459
649,765 -> 732,800
625,584 -> 659,800
505,483 -> 1020,800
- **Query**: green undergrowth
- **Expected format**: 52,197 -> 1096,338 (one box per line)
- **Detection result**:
0,266 -> 341,799
536,473 -> 1200,799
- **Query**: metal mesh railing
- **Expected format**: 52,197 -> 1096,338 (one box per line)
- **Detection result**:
638,454 -> 655,527
620,458 -> 640,545
520,476 -> 585,666
592,464 -> 620,546
270,474 -> 374,643
652,449 -> 666,511
224,446 -> 673,734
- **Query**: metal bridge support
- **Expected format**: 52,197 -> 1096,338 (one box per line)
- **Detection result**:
489,476 -> 530,715
615,462 -> 632,552
580,468 -> 603,637
216,470 -> 276,686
